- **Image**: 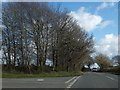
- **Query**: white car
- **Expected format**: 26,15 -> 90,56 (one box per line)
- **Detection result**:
91,68 -> 99,72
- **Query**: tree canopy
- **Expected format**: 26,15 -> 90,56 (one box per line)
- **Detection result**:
2,2 -> 94,73
95,54 -> 112,69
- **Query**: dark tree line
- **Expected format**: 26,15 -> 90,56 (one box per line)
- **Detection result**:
112,55 -> 120,66
2,2 -> 94,73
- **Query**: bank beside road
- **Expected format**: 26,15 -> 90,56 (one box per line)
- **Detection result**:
2,72 -> 118,88
2,71 -> 83,78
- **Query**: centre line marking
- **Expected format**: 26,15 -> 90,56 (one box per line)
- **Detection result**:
66,76 -> 81,88
65,76 -> 76,84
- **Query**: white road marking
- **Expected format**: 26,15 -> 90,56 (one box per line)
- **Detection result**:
65,76 -> 76,84
66,76 -> 81,88
37,79 -> 44,82
106,76 -> 115,81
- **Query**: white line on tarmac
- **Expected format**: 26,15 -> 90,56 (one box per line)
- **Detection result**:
66,76 -> 81,88
65,76 -> 76,84
106,76 -> 117,81
37,79 -> 44,82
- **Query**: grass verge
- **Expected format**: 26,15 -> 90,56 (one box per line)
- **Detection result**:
2,71 -> 83,78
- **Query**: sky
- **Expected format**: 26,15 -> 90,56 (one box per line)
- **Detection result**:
50,2 -> 119,58
0,1 -> 119,59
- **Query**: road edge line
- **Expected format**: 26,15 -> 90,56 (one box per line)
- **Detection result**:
106,76 -> 117,82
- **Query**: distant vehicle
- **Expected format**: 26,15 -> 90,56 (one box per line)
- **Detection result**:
91,68 -> 99,72
90,63 -> 100,72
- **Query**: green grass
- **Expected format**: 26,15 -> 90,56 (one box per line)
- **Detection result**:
100,66 -> 120,75
0,74 -> 2,78
110,72 -> 120,75
2,71 -> 83,78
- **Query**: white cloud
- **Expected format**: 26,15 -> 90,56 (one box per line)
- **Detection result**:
68,7 -> 102,32
95,34 -> 119,57
68,7 -> 112,32
98,20 -> 113,29
97,2 -> 115,11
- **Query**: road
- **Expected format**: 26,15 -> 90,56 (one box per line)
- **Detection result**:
2,72 -> 119,88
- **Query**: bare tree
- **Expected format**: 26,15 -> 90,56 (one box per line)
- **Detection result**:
2,2 -> 94,73
95,54 -> 112,69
